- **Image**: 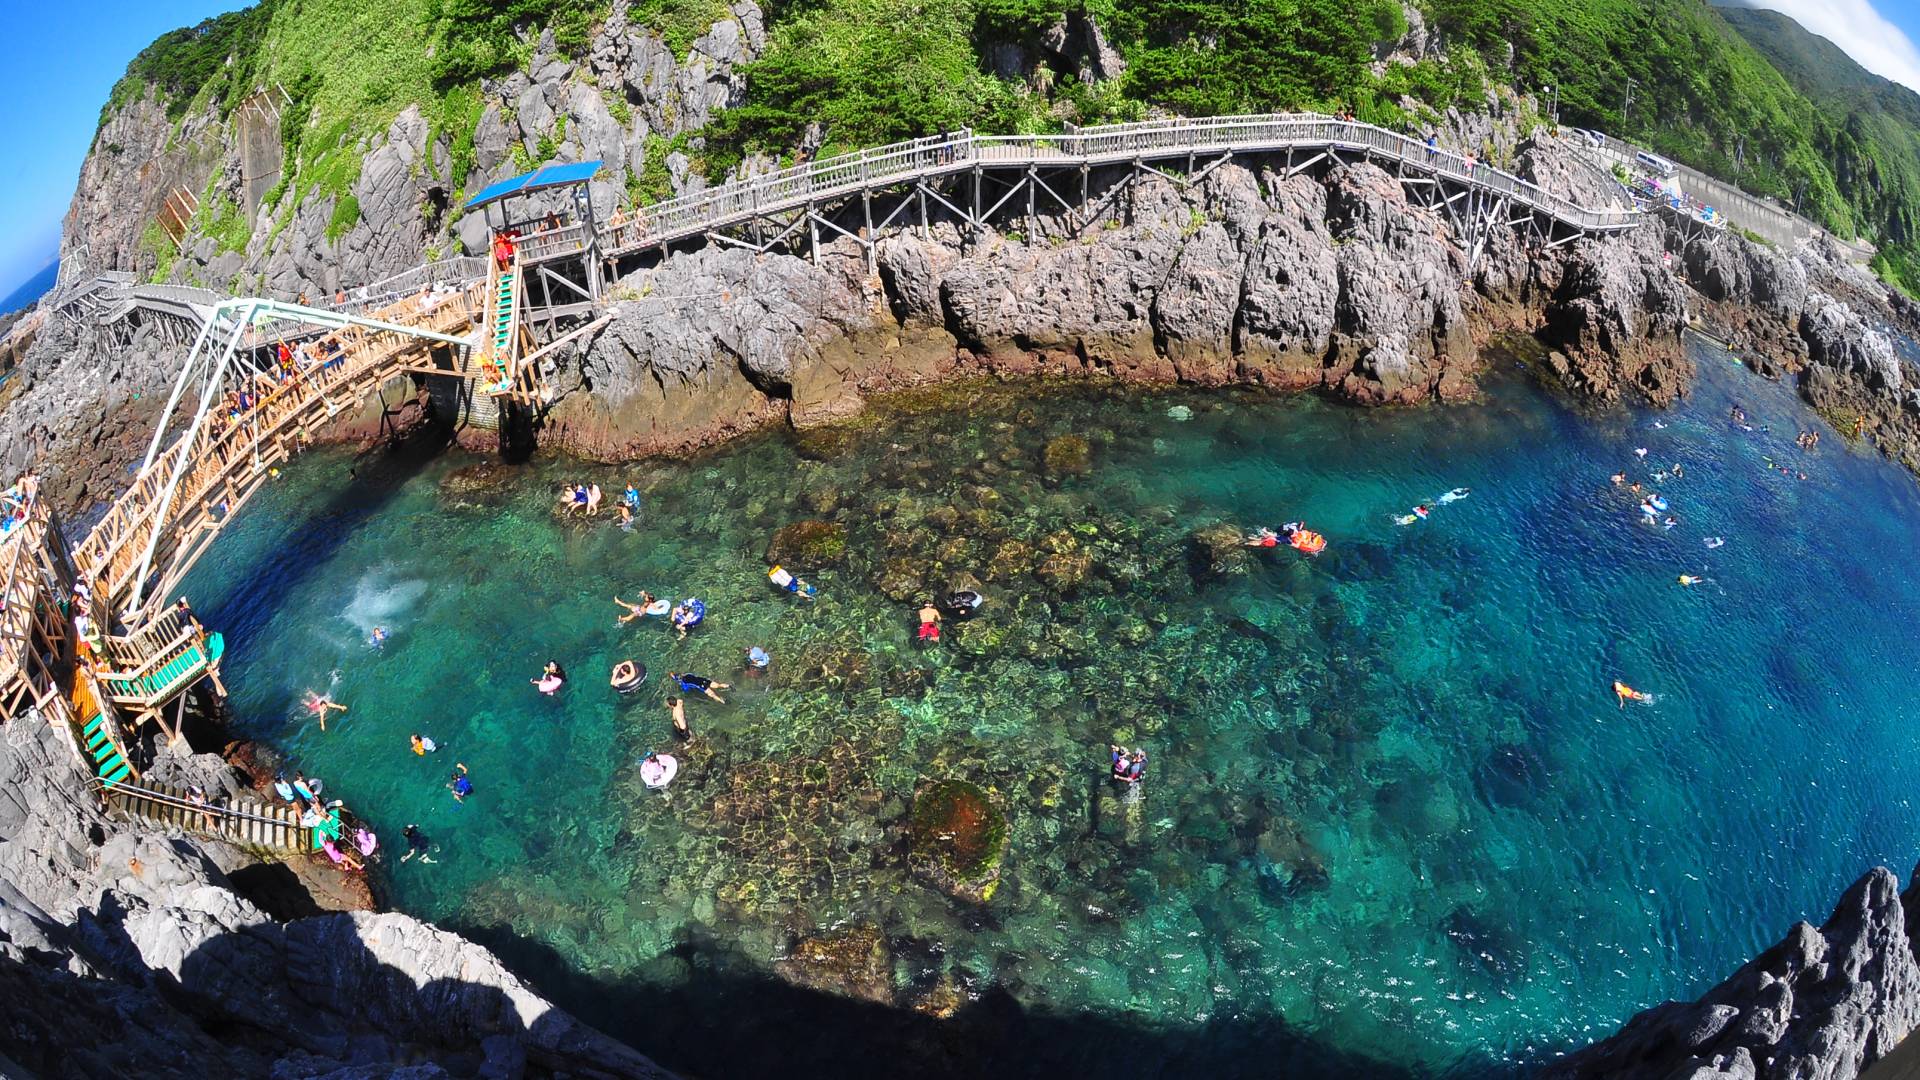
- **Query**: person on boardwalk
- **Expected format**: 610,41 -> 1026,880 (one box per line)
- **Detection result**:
668,671 -> 729,704
492,231 -> 515,272
448,763 -> 473,803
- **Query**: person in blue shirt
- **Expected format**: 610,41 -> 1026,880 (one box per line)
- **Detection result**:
448,763 -> 473,803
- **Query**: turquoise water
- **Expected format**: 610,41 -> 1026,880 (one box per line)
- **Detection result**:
181,338 -> 1920,1078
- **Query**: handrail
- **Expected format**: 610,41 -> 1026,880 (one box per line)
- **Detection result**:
95,627 -> 199,685
93,777 -> 307,836
595,113 -> 1644,261
71,284 -> 487,619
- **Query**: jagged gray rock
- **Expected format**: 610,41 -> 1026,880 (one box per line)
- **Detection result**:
1545,864 -> 1920,1080
0,706 -> 672,1078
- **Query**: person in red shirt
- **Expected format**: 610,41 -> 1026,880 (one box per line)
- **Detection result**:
492,231 -> 515,271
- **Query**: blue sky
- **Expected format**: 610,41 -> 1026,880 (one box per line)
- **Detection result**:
2,1 -> 1919,303
0,0 -> 251,299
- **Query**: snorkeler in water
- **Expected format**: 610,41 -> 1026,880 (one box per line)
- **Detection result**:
1704,536 -> 1726,549
1437,487 -> 1470,504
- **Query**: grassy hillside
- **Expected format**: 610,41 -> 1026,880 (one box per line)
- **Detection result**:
94,0 -> 1920,291
1716,5 -> 1920,292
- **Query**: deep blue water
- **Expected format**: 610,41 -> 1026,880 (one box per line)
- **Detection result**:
180,335 -> 1920,1078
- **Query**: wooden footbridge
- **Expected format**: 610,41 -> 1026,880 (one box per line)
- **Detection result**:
0,111 -> 1647,798
511,113 -> 1645,298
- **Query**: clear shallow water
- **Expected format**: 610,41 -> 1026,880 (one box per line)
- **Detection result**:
182,338 -> 1920,1078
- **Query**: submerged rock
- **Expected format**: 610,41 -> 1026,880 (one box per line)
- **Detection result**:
909,779 -> 1011,904
1188,522 -> 1251,580
778,924 -> 895,1006
765,519 -> 848,567
1041,433 -> 1093,478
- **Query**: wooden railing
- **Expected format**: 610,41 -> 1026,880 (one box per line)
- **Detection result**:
71,283 -> 486,621
594,113 -> 1645,260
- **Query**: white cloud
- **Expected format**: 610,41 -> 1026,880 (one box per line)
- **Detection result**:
1728,0 -> 1920,94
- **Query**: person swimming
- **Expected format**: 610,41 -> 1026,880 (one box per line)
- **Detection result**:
371,626 -> 388,648
615,592 -> 668,623
410,733 -> 437,755
1678,574 -> 1704,586
1283,522 -> 1327,554
402,824 -> 436,863
670,598 -> 706,639
916,601 -> 942,643
610,659 -> 647,694
1613,681 -> 1655,706
668,671 -> 729,703
1634,448 -> 1648,458
1394,505 -> 1432,526
304,693 -> 347,731
1437,487 -> 1470,504
768,565 -> 818,600
1704,536 -> 1725,549
1243,527 -> 1281,547
448,763 -> 473,802
532,660 -> 567,696
745,646 -> 770,673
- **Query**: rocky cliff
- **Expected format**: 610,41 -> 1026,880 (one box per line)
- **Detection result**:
1544,863 -> 1920,1080
532,141 -> 1691,460
0,716 -> 670,1077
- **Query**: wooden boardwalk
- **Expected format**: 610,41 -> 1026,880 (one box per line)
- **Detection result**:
71,283 -> 485,623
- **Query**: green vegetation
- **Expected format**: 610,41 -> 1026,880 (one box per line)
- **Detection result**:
195,188 -> 254,255
628,133 -> 689,207
96,0 -> 1920,294
102,3 -> 279,123
139,220 -> 179,283
1718,6 -> 1920,294
326,194 -> 362,242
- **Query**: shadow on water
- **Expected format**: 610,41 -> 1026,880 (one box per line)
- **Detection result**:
0,869 -> 664,1079
460,920 -> 1460,1080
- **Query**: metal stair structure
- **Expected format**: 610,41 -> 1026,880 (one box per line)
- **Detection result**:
71,673 -> 135,789
100,778 -> 312,853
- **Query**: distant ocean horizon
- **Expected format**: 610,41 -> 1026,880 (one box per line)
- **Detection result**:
1,258 -> 59,317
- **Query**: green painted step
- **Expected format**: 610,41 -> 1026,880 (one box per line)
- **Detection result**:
82,713 -> 104,738
85,727 -> 107,751
91,740 -> 117,763
100,759 -> 131,787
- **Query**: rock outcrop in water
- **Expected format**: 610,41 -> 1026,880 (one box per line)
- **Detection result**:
524,139 -> 1690,464
1546,863 -> 1920,1080
1671,226 -> 1920,475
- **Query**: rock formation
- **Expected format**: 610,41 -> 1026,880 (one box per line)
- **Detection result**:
1545,863 -> 1920,1080
0,712 -> 670,1077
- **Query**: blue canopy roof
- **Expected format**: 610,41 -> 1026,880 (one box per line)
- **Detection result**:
463,161 -> 604,211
